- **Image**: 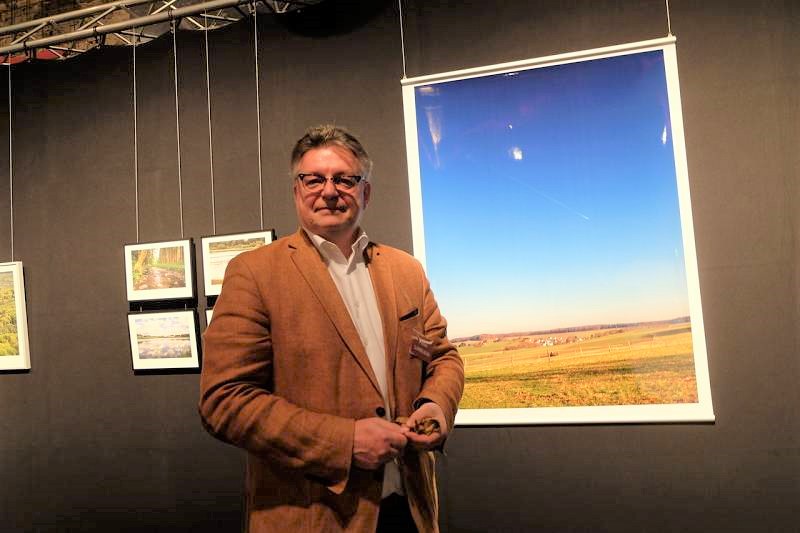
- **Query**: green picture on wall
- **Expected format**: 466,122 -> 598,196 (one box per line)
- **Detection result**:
0,262 -> 31,371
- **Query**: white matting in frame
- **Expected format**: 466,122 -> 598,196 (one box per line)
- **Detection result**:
0,262 -> 31,371
127,309 -> 200,370
201,230 -> 275,297
124,239 -> 194,302
402,37 -> 714,425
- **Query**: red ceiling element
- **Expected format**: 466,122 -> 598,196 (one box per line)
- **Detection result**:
1,48 -> 64,64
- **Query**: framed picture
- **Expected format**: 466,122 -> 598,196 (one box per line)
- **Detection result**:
127,309 -> 200,370
0,262 -> 31,371
402,37 -> 714,425
201,230 -> 275,296
124,239 -> 194,302
205,308 -> 213,326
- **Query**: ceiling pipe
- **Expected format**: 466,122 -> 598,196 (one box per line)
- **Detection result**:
0,0 -> 254,55
0,0 -> 156,37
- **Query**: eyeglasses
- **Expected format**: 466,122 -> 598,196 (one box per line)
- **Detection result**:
296,173 -> 364,192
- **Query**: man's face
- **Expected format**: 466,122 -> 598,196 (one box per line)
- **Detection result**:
293,145 -> 371,243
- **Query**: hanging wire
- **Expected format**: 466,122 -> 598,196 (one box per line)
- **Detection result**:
204,8 -> 216,234
253,1 -> 264,230
132,29 -> 140,244
172,20 -> 185,239
397,0 -> 407,79
665,0 -> 673,36
7,64 -> 13,261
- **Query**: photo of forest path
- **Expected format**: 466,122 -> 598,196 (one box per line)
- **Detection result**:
458,318 -> 697,409
132,246 -> 186,290
0,271 -> 19,356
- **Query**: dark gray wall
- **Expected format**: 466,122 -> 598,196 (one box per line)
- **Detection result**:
0,1 -> 797,531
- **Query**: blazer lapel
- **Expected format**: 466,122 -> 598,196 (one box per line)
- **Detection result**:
288,230 -> 383,397
366,243 -> 399,415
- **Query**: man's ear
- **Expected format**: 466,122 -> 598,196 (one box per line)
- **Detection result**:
362,181 -> 371,208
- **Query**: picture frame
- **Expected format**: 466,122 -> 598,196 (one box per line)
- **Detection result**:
124,239 -> 194,302
127,309 -> 200,370
402,37 -> 714,425
201,230 -> 275,296
0,262 -> 31,371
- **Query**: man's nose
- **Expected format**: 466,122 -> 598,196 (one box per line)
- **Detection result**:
321,177 -> 339,198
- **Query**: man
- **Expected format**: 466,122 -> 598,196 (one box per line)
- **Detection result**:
199,125 -> 464,532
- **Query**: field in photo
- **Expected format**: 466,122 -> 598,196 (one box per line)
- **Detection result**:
458,319 -> 697,409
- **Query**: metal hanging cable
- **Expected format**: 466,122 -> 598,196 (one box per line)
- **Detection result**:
172,20 -> 185,238
253,1 -> 264,230
132,29 -> 140,243
204,8 -> 216,234
397,0 -> 407,80
665,0 -> 673,36
7,65 -> 13,261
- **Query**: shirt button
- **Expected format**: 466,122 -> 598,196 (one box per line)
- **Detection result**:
375,406 -> 386,417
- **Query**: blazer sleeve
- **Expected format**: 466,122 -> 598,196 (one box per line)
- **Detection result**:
415,270 -> 465,432
198,254 -> 354,492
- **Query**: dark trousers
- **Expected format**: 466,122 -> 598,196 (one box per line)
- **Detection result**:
376,494 -> 418,533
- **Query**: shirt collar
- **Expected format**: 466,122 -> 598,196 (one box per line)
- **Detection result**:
304,228 -> 370,266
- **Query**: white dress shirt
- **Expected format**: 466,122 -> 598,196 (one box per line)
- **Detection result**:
306,229 -> 403,498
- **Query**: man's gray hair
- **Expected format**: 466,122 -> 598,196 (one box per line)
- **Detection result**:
291,125 -> 373,180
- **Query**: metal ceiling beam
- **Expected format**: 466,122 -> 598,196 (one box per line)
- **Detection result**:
0,0 -> 248,55
0,0 -> 157,37
0,0 -> 318,60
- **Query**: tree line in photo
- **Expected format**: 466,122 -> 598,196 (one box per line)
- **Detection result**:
0,272 -> 19,356
208,238 -> 266,253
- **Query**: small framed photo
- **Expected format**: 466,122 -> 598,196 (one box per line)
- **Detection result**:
127,309 -> 200,371
201,230 -> 275,296
0,262 -> 31,371
124,239 -> 194,302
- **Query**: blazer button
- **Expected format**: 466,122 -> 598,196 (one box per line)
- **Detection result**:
375,406 -> 386,417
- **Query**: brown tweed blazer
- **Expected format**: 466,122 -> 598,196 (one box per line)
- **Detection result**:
199,229 -> 464,533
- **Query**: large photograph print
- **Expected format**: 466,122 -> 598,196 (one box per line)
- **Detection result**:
402,38 -> 714,424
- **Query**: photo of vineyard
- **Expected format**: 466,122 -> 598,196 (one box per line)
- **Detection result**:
457,318 -> 696,409
131,246 -> 186,290
0,271 -> 19,356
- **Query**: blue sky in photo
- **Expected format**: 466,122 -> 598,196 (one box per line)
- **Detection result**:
415,50 -> 691,338
135,314 -> 191,338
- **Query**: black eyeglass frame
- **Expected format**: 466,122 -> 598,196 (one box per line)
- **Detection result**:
296,173 -> 364,192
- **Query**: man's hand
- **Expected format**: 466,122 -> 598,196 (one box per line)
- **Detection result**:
353,417 -> 408,470
402,401 -> 447,450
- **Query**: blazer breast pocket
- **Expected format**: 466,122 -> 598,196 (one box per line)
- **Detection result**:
399,307 -> 419,322
396,311 -> 427,399
399,313 -> 433,365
